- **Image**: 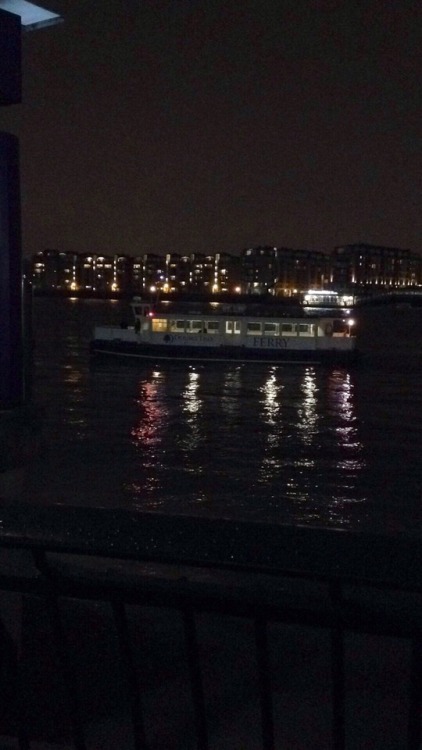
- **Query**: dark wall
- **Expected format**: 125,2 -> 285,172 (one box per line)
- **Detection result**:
0,132 -> 23,407
0,8 -> 21,106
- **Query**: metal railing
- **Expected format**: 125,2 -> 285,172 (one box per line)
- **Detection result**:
0,504 -> 421,749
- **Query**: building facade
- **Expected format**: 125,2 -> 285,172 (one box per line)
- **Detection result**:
28,244 -> 422,296
240,247 -> 279,294
275,248 -> 329,295
331,244 -> 422,288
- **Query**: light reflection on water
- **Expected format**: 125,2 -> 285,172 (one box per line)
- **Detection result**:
221,367 -> 242,421
180,370 -> 203,454
25,299 -> 422,532
298,368 -> 318,445
126,362 -> 370,526
131,372 -> 168,449
258,367 -> 283,482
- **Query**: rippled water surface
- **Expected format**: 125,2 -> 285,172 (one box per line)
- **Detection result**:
22,298 -> 422,531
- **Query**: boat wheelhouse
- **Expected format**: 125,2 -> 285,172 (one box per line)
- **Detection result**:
91,297 -> 358,365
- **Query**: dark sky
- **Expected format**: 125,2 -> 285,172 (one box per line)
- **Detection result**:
1,0 -> 421,256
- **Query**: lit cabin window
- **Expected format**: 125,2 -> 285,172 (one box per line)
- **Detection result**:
187,320 -> 203,333
170,320 -> 186,332
226,320 -> 241,334
264,322 -> 279,335
152,318 -> 167,332
205,321 -> 220,333
281,323 -> 294,333
298,324 -> 310,335
247,322 -> 262,335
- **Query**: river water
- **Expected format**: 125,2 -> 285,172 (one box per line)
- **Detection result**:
21,298 -> 422,533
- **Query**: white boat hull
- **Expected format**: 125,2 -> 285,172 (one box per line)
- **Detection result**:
91,326 -> 357,365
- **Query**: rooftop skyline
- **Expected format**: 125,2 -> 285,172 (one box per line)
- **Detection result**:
1,0 -> 421,257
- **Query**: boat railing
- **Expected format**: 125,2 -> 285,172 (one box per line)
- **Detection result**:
0,505 -> 420,749
151,301 -> 309,318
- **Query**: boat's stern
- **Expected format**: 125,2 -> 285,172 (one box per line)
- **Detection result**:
90,325 -> 140,358
93,325 -> 138,343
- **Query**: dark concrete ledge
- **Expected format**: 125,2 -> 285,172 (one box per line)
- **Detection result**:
0,503 -> 420,591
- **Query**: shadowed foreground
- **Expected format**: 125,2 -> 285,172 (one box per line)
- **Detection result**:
0,505 -> 419,749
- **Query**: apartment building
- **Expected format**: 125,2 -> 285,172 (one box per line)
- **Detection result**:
28,244 -> 422,296
331,244 -> 422,288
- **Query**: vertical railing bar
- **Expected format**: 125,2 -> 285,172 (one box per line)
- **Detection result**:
17,732 -> 30,750
32,549 -> 87,748
408,636 -> 422,749
44,591 -> 87,750
111,599 -> 148,750
330,581 -> 345,750
0,608 -> 31,749
16,659 -> 31,750
17,732 -> 31,750
255,616 -> 275,750
182,607 -> 208,750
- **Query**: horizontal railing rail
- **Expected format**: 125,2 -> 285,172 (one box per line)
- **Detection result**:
0,504 -> 420,749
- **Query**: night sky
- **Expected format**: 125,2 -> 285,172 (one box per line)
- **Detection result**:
1,0 -> 421,257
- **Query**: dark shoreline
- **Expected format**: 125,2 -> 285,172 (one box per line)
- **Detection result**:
32,288 -> 422,307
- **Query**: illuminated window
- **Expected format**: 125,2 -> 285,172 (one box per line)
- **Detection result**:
247,322 -> 262,335
226,321 -> 241,334
152,319 -> 168,332
187,320 -> 203,333
205,321 -> 220,334
281,323 -> 294,333
298,324 -> 310,335
264,322 -> 279,335
170,320 -> 186,332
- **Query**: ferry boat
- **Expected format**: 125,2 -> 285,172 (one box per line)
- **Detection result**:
90,297 -> 358,365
